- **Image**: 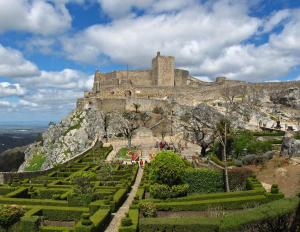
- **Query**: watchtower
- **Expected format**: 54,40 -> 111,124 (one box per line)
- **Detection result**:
152,52 -> 175,86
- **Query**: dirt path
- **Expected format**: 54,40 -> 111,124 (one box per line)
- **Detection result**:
248,156 -> 300,197
105,167 -> 144,232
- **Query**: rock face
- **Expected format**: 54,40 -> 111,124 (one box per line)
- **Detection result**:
271,88 -> 300,109
0,146 -> 26,172
281,133 -> 300,157
19,109 -> 105,171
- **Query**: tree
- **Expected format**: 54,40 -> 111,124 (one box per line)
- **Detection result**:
114,112 -> 140,148
100,112 -> 110,143
139,112 -> 151,126
132,103 -> 141,113
149,151 -> 187,186
180,104 -> 220,156
214,118 -> 231,192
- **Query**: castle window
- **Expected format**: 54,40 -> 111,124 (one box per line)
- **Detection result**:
125,90 -> 132,97
111,91 -> 115,95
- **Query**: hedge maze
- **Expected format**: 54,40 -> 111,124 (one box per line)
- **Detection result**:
119,152 -> 300,232
0,145 -> 138,232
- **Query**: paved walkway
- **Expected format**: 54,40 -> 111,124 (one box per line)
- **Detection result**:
105,167 -> 144,232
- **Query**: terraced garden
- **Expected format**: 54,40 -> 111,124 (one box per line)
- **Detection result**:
0,144 -> 138,232
120,151 -> 300,232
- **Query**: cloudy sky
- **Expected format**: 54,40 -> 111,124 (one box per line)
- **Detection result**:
0,0 -> 300,123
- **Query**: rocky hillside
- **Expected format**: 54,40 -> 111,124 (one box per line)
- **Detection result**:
17,87 -> 300,172
19,110 -> 105,171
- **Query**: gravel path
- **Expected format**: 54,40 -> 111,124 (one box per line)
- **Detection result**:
105,167 -> 144,232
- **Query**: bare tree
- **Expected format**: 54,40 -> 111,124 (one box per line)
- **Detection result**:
220,84 -> 246,114
132,103 -> 141,113
139,112 -> 151,126
100,112 -> 111,143
114,112 -> 140,148
180,104 -> 220,157
214,118 -> 231,192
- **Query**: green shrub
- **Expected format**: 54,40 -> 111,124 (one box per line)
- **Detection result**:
0,205 -> 25,228
182,168 -> 223,193
271,184 -> 279,194
154,195 -> 266,211
139,217 -> 220,232
228,167 -> 253,191
149,151 -> 188,186
121,217 -> 132,226
149,184 -> 188,199
233,130 -> 272,157
119,209 -> 139,232
140,202 -> 157,218
219,198 -> 299,232
24,153 -> 46,171
71,171 -> 96,194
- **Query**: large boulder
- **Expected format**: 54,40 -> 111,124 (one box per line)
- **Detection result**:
270,88 -> 300,109
281,133 -> 300,157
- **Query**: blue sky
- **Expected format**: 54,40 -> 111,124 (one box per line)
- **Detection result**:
0,0 -> 300,123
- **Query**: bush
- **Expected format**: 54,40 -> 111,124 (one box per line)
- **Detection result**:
121,217 -> 132,226
140,202 -> 157,218
0,205 -> 25,228
233,131 -> 272,158
71,171 -> 96,195
182,168 -> 223,194
149,184 -> 188,199
140,217 -> 220,232
228,167 -> 253,191
271,184 -> 279,194
149,151 -> 188,186
219,198 -> 299,232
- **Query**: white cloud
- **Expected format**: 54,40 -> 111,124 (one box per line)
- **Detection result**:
0,0 -> 72,35
21,69 -> 93,90
0,44 -> 40,77
61,1 -> 300,82
0,100 -> 11,107
62,0 -> 260,67
19,99 -> 38,107
0,82 -> 26,97
261,9 -> 291,33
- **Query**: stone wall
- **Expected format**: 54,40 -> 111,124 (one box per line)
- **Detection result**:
126,98 -> 167,112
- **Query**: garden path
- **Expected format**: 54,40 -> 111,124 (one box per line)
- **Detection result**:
105,166 -> 144,232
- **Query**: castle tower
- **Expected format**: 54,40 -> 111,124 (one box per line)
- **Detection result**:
152,52 -> 175,86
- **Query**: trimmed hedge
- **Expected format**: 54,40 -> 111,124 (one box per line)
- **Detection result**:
182,168 -> 223,193
40,226 -> 73,231
154,195 -> 267,211
139,217 -> 220,232
139,198 -> 299,232
42,206 -> 89,221
113,189 -> 127,211
148,188 -> 266,203
219,198 -> 299,232
119,209 -> 139,232
0,197 -> 68,206
90,208 -> 111,231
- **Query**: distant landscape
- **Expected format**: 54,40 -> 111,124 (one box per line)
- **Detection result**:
0,122 -> 47,153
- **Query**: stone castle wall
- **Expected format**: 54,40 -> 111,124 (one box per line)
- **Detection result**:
82,53 -> 300,113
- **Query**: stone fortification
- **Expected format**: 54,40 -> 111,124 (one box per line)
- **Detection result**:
78,52 -> 300,112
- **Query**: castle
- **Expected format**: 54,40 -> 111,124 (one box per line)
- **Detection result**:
77,52 -> 300,112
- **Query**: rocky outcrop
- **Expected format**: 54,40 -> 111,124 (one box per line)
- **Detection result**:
281,133 -> 300,157
19,109 -> 105,171
270,88 -> 300,109
0,146 -> 26,172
